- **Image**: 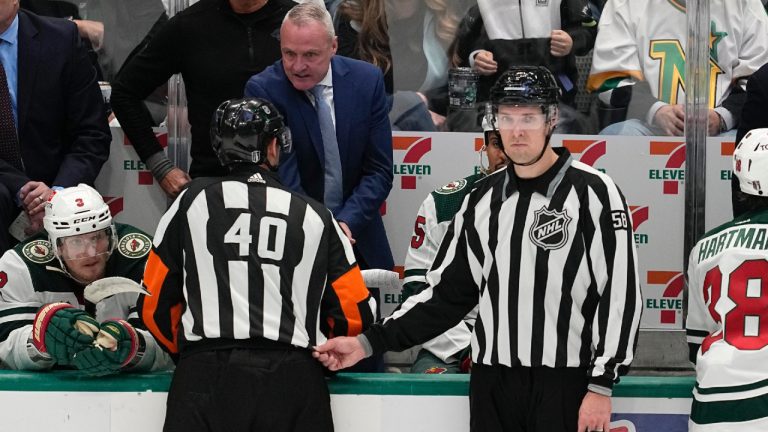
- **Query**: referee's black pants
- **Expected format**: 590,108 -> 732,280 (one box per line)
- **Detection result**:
470,364 -> 589,432
163,348 -> 334,432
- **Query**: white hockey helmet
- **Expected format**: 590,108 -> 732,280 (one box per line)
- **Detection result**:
43,184 -> 117,261
733,128 -> 768,196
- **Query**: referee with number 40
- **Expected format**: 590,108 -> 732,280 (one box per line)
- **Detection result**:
140,98 -> 376,432
314,66 -> 642,432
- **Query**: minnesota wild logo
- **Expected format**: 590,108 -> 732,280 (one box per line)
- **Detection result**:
22,240 -> 54,264
118,233 -> 151,258
435,178 -> 468,195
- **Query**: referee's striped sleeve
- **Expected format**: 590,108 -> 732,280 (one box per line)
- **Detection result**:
367,193 -> 480,354
139,190 -> 187,355
586,174 -> 642,391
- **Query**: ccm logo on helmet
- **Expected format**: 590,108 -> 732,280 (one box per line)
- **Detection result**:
72,216 -> 97,224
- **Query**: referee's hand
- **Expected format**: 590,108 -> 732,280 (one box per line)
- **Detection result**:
577,391 -> 611,432
313,336 -> 365,371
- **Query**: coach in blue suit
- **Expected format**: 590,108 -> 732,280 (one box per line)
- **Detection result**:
245,2 -> 393,270
0,4 -> 110,253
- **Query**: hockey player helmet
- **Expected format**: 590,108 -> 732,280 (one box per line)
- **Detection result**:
210,98 -> 292,167
734,128 -> 768,196
43,184 -> 117,267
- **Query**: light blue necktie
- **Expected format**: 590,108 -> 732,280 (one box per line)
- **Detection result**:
311,85 -> 343,212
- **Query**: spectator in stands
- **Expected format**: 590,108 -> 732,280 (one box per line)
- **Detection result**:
0,3 -> 110,255
732,63 -> 768,218
335,0 -> 470,130
69,0 -> 167,84
589,0 -> 607,19
20,0 -> 169,125
245,2 -> 394,272
111,0 -> 294,198
588,0 -> 768,136
448,0 -> 596,133
0,185 -> 173,375
402,126 -> 508,374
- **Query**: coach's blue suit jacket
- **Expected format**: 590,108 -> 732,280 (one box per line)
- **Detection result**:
245,56 -> 394,270
0,10 -> 110,196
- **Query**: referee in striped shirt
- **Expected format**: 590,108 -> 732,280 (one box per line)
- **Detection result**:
139,98 -> 375,431
315,67 -> 642,432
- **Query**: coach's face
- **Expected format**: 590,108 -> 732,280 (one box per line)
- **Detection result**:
281,19 -> 337,91
0,0 -> 18,33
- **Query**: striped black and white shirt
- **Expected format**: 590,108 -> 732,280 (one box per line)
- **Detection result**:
366,148 -> 641,393
139,166 -> 376,356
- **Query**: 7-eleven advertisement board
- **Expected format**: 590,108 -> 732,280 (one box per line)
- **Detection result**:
705,138 -> 736,230
383,133 -> 735,330
92,128 -> 735,331
94,128 -> 169,236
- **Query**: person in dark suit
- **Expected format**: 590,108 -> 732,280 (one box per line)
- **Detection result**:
0,1 -> 110,254
245,1 -> 394,271
733,63 -> 768,218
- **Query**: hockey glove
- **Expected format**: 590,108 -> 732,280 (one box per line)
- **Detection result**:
73,319 -> 140,376
32,303 -> 99,365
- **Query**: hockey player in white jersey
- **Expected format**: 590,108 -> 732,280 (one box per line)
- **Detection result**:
687,128 -> 768,431
0,184 -> 173,374
403,127 -> 508,373
587,0 -> 768,136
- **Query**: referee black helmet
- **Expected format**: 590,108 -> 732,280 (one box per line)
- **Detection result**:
490,66 -> 560,107
211,98 -> 292,167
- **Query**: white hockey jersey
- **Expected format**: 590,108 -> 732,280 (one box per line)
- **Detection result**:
687,210 -> 768,430
0,225 -> 173,372
588,0 -> 768,126
400,173 -> 487,362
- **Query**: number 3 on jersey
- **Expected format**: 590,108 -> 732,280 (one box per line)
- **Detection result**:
701,259 -> 768,352
224,213 -> 287,259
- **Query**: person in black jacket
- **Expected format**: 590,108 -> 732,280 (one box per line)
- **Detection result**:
733,63 -> 768,217
0,5 -> 110,254
447,1 -> 596,132
110,0 -> 295,198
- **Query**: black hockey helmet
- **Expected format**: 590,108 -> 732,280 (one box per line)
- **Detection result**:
210,98 -> 292,167
489,66 -> 560,108
485,66 -> 560,167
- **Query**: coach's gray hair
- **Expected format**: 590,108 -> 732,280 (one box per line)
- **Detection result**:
283,2 -> 336,41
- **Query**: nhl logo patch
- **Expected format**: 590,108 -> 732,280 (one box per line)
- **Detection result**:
529,206 -> 572,250
22,240 -> 54,264
435,178 -> 467,195
118,233 -> 151,259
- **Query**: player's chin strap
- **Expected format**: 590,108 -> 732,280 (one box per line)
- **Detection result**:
478,145 -> 491,175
